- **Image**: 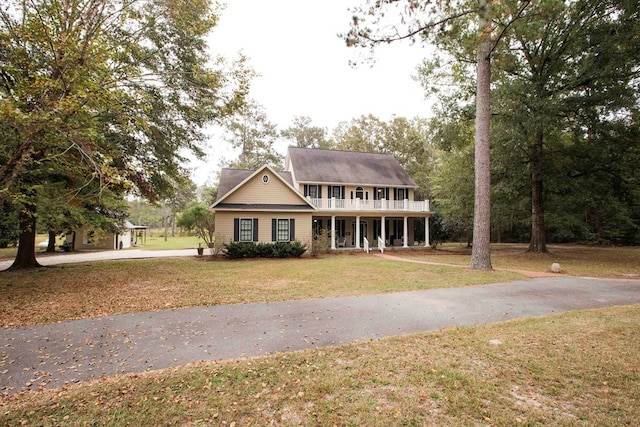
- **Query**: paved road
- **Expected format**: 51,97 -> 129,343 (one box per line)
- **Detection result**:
0,248 -> 197,270
2,274 -> 640,395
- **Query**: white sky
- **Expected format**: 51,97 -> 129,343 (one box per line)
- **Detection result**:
192,0 -> 434,185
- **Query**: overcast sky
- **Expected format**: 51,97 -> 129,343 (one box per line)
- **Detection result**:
193,0 -> 433,184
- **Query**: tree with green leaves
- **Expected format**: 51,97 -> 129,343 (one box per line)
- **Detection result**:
426,0 -> 640,249
427,97 -> 476,245
176,201 -> 215,248
223,99 -> 283,170
128,199 -> 164,229
163,178 -> 197,239
0,201 -> 18,248
0,0 -> 248,269
491,0 -> 640,251
383,116 -> 435,201
281,116 -> 332,149
332,115 -> 387,153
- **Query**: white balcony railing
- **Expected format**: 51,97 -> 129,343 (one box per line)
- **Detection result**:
307,198 -> 430,213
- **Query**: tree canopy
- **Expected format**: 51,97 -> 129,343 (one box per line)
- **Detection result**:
423,0 -> 640,247
0,0 -> 249,269
223,99 -> 283,170
176,201 -> 215,248
281,116 -> 332,149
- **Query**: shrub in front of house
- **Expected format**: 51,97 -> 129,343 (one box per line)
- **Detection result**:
310,229 -> 331,257
224,242 -> 257,259
271,241 -> 307,258
224,241 -> 307,259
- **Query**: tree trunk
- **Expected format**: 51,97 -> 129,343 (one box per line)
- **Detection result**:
9,202 -> 42,270
163,215 -> 168,242
46,230 -> 56,252
528,128 -> 548,252
470,0 -> 493,270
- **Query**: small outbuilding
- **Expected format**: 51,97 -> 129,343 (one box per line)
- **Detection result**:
66,220 -> 147,251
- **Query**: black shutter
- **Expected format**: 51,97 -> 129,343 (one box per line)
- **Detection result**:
290,219 -> 295,241
303,185 -> 308,197
318,186 -> 322,198
341,186 -> 345,199
272,219 -> 277,241
233,218 -> 239,241
253,218 -> 259,242
386,188 -> 389,200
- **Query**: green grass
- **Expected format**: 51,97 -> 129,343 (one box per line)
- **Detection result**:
140,233 -> 202,250
399,243 -> 640,278
3,304 -> 639,426
0,234 -> 55,261
0,247 -> 16,261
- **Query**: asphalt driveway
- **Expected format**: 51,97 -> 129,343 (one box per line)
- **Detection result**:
2,274 -> 640,395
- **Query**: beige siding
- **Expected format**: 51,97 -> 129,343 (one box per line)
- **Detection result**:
215,211 -> 313,247
212,212 -> 236,244
224,171 -> 305,205
70,226 -> 115,250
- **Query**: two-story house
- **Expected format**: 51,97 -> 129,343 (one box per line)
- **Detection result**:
211,147 -> 431,251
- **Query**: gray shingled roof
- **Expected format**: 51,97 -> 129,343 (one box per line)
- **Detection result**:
216,168 -> 294,201
287,147 -> 417,187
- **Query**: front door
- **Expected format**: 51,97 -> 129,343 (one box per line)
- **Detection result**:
351,221 -> 367,246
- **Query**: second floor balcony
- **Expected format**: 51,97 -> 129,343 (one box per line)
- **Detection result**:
307,197 -> 430,213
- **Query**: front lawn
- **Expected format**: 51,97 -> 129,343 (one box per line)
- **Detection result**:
397,243 -> 640,278
0,255 -> 521,327
2,304 -> 639,426
2,245 -> 640,425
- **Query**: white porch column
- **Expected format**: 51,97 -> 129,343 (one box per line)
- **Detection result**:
331,215 -> 336,250
381,216 -> 386,246
355,216 -> 361,249
403,216 -> 409,248
424,215 -> 431,247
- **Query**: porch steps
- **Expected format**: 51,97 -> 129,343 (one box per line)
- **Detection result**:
363,237 -> 385,254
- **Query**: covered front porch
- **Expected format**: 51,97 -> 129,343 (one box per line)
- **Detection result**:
312,214 -> 431,251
